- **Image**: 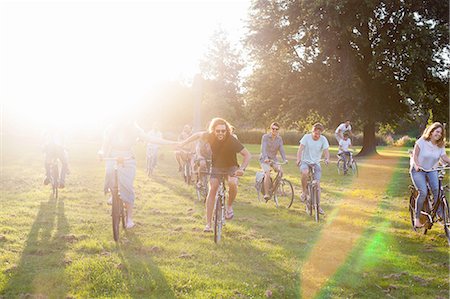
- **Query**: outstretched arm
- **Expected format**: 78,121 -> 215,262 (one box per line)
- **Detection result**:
180,132 -> 205,147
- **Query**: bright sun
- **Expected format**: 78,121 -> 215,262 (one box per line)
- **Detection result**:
1,0 -> 250,131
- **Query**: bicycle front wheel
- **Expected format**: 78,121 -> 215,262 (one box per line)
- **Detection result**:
351,160 -> 358,177
214,197 -> 223,244
306,184 -> 313,216
52,164 -> 59,199
313,186 -> 320,222
441,196 -> 450,245
274,179 -> 294,208
408,188 -> 417,231
112,194 -> 121,242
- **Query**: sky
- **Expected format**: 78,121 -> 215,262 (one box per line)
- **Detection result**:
0,0 -> 251,131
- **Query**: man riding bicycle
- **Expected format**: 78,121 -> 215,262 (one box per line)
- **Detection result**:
180,118 -> 251,232
175,124 -> 194,172
297,123 -> 330,214
43,128 -> 69,188
335,119 -> 352,143
260,122 -> 287,200
337,132 -> 352,174
194,138 -> 212,187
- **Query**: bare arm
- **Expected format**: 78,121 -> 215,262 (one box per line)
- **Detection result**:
323,148 -> 330,164
235,147 -> 252,176
180,132 -> 205,147
441,153 -> 450,165
296,144 -> 304,165
413,144 -> 421,171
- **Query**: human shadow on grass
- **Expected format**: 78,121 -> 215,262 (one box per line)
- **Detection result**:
116,230 -> 176,298
2,196 -> 71,298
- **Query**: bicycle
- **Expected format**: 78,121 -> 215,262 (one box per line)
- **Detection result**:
194,158 -> 211,203
179,150 -> 195,185
303,162 -> 325,222
48,158 -> 60,199
255,160 -> 294,208
337,150 -> 358,176
408,165 -> 450,245
103,157 -> 133,242
212,171 -> 238,244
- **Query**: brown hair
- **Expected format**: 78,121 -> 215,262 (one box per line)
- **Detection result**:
422,122 -> 446,148
312,123 -> 324,132
269,122 -> 280,129
208,117 -> 232,135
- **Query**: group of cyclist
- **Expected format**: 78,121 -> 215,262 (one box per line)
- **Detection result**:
43,116 -> 449,236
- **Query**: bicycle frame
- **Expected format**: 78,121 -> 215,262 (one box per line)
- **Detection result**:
213,174 -> 227,244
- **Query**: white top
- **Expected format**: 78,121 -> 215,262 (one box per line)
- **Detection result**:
335,123 -> 352,134
338,139 -> 351,153
300,134 -> 329,164
412,137 -> 446,170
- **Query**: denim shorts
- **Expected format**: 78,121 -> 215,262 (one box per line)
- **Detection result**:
299,162 -> 322,181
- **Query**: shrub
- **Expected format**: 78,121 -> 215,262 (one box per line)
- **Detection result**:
394,135 -> 416,147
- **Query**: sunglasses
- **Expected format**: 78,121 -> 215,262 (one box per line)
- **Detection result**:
271,127 -> 279,131
215,129 -> 227,134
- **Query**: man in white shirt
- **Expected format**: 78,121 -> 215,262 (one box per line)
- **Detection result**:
335,120 -> 352,143
296,123 -> 330,214
338,132 -> 352,174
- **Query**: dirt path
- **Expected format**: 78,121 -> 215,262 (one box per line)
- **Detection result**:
300,154 -> 401,298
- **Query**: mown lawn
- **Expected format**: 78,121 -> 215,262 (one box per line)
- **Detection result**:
0,138 -> 448,298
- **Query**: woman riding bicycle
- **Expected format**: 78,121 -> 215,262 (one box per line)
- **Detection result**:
410,122 -> 450,228
98,117 -> 175,229
260,122 -> 287,200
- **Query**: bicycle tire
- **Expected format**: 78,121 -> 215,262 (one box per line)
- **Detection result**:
409,189 -> 417,231
351,160 -> 358,177
146,157 -> 152,177
214,196 -> 222,243
274,179 -> 294,208
306,184 -> 313,216
441,196 -> 450,245
52,164 -> 59,199
256,178 -> 263,202
337,159 -> 344,175
196,175 -> 208,203
112,193 -> 121,242
121,204 -> 126,229
184,163 -> 192,185
313,186 -> 320,222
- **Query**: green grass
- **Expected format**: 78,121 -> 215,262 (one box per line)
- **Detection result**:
0,139 -> 449,298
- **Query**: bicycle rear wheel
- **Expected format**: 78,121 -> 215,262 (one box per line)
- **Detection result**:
214,196 -> 223,243
274,179 -> 294,208
183,163 -> 191,185
196,175 -> 209,203
441,196 -> 450,245
112,193 -> 121,242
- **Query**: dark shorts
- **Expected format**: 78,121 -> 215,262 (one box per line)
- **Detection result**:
210,166 -> 238,179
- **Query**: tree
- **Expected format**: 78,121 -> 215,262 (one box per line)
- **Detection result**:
199,28 -> 245,127
246,0 -> 449,155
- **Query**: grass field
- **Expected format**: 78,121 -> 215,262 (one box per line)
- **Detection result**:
1,138 -> 449,298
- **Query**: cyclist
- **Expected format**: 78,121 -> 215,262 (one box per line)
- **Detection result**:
296,123 -> 330,214
180,117 -> 251,232
194,137 -> 212,188
43,128 -> 69,188
98,118 -> 175,229
335,119 -> 352,143
410,122 -> 450,228
175,124 -> 194,172
146,124 -> 162,173
337,132 -> 352,174
260,122 -> 287,200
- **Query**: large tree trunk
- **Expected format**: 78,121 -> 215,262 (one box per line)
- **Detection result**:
358,122 -> 379,156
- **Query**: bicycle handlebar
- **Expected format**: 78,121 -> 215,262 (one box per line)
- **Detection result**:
418,165 -> 450,172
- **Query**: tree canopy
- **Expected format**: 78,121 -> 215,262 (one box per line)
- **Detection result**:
245,0 -> 449,154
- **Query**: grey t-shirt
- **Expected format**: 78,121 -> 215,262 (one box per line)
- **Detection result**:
300,134 -> 329,164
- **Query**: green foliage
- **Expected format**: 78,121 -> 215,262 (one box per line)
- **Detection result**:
394,136 -> 417,148
245,0 -> 449,149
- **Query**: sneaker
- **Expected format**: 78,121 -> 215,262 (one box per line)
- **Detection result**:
263,194 -> 270,202
44,177 -> 50,185
414,218 -> 425,228
203,224 -> 212,232
107,196 -> 113,205
126,221 -> 135,229
318,207 -> 325,215
225,208 -> 234,220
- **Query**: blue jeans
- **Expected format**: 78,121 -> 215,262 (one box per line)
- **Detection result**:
410,168 -> 441,219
